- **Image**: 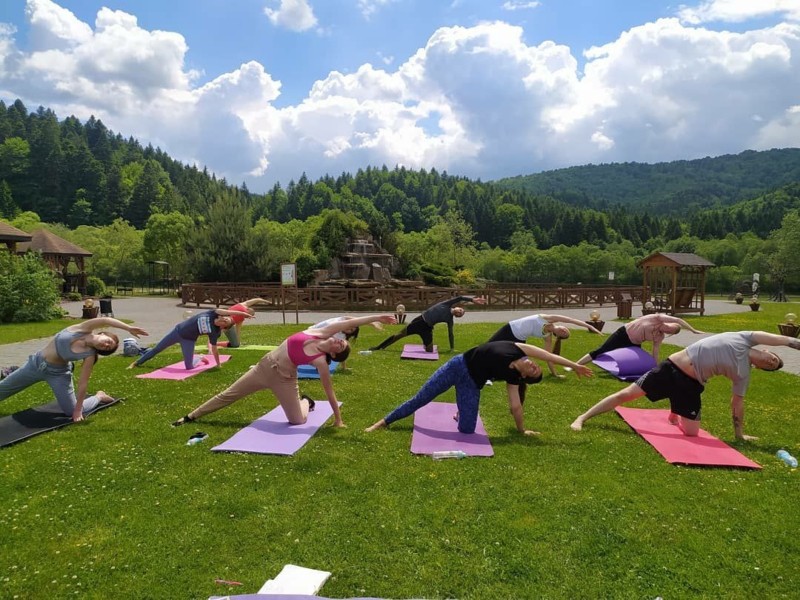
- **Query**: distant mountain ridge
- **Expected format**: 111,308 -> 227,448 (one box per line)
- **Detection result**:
493,148 -> 800,215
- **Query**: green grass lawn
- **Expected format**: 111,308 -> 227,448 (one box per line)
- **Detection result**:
1,304 -> 799,599
0,318 -> 84,344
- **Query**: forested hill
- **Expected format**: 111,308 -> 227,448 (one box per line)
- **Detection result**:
494,148 -> 800,215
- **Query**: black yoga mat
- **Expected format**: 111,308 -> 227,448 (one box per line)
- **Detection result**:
0,399 -> 120,448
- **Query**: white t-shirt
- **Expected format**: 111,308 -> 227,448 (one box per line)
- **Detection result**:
508,315 -> 548,340
312,317 -> 348,341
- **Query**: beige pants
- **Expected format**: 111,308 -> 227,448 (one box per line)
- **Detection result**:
188,353 -> 307,424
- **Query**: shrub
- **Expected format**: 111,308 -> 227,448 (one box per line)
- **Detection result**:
0,252 -> 64,323
419,263 -> 455,287
86,276 -> 107,297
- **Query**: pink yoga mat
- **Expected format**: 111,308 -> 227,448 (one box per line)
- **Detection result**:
411,402 -> 494,457
136,354 -> 232,380
615,407 -> 761,469
401,344 -> 439,360
212,401 -> 340,455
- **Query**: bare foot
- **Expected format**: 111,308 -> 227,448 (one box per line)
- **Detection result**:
570,418 -> 584,431
126,361 -> 138,369
365,419 -> 387,432
97,391 -> 115,404
668,413 -> 680,426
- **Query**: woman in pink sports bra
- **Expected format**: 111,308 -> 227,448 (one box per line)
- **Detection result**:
172,313 -> 397,428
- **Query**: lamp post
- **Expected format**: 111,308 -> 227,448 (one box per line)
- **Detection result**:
585,308 -> 605,332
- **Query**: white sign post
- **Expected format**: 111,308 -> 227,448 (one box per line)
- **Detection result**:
281,263 -> 298,324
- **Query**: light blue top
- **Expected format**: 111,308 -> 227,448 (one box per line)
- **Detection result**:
54,328 -> 96,361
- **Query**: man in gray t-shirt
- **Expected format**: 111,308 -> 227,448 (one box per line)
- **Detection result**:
571,331 -> 799,440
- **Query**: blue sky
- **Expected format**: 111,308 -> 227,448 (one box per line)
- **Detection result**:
0,0 -> 798,192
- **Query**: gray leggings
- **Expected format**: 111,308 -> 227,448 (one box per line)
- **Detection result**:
0,352 -> 101,415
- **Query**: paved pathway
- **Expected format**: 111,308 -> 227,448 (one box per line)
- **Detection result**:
1,297 -> 799,374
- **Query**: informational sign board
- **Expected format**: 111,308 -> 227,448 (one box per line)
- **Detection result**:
281,263 -> 297,287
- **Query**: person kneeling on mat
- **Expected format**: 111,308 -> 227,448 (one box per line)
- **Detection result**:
370,295 -> 486,353
172,314 -> 397,429
571,331 -> 799,440
128,308 -> 251,371
487,313 -> 603,379
0,317 -> 147,421
576,313 -> 703,366
365,341 -> 593,436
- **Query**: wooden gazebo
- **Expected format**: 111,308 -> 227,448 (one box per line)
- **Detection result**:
0,221 -> 32,252
17,229 -> 93,295
639,252 -> 715,316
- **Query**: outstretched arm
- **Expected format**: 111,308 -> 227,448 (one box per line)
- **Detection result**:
658,315 -> 704,334
71,354 -> 97,422
215,308 -> 253,319
730,393 -> 756,441
76,317 -> 148,337
542,314 -> 603,335
515,343 -> 593,378
751,331 -> 800,349
542,335 -> 561,377
506,384 -> 539,436
309,314 -> 397,338
315,359 -> 344,427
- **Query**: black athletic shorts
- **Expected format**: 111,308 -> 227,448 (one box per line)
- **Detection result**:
636,359 -> 704,421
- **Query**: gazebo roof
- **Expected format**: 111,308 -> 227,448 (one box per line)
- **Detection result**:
0,221 -> 33,243
638,252 -> 715,268
16,228 -> 92,257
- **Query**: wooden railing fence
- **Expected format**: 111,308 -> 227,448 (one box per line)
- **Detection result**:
181,283 -> 643,311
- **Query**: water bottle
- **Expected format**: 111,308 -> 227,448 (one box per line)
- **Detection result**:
432,450 -> 467,460
186,432 -> 208,446
358,350 -> 373,356
776,449 -> 798,468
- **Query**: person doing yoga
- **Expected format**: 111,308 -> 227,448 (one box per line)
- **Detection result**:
576,313 -> 703,366
571,331 -> 800,440
172,314 -> 397,429
487,313 -> 603,378
366,341 -> 593,436
128,308 -> 251,370
224,297 -> 269,347
0,318 -> 147,421
370,295 -> 486,353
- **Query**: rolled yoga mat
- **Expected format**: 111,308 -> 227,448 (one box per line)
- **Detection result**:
401,344 -> 439,360
297,361 -> 339,379
0,398 -> 120,448
615,407 -> 761,469
410,401 -> 494,457
593,346 -> 657,381
212,401 -> 341,456
136,354 -> 231,380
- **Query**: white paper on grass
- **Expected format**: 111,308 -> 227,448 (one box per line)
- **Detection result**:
258,564 -> 332,595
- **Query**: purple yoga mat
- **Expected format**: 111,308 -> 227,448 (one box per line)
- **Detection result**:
212,401 -> 340,455
401,344 -> 439,360
593,346 -> 656,381
136,354 -> 232,380
410,402 -> 494,457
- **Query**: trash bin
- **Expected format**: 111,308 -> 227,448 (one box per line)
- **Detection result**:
99,298 -> 113,317
616,293 -> 632,319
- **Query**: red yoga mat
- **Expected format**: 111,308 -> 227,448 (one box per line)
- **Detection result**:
615,407 -> 761,469
136,354 -> 232,380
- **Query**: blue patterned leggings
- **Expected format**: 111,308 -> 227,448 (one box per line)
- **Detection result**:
384,354 -> 481,433
134,327 -> 198,369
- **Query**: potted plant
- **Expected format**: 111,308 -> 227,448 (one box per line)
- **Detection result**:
735,292 -> 743,305
749,296 -> 760,312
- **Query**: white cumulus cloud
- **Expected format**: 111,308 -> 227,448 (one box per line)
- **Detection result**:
678,0 -> 800,24
264,0 -> 317,32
